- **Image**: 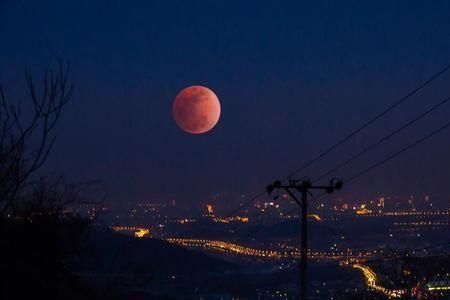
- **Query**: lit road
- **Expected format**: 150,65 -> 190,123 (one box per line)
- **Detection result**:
352,263 -> 406,298
165,238 -> 373,261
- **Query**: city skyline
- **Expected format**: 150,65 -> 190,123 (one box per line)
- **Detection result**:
2,1 -> 450,207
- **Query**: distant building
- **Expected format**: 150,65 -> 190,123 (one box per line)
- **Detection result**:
378,196 -> 385,208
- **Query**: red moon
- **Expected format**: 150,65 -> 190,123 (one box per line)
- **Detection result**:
172,85 -> 221,134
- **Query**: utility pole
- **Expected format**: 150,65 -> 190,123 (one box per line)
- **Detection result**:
267,178 -> 343,300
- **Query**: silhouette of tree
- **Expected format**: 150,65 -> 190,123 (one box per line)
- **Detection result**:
0,60 -> 73,215
0,176 -> 107,300
0,62 -> 111,300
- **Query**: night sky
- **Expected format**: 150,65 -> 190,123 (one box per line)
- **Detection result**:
1,1 -> 450,210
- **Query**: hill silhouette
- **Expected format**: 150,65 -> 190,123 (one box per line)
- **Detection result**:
77,229 -> 237,280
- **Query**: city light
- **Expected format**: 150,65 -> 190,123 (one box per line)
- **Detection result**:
135,228 -> 150,238
166,238 -> 373,261
352,263 -> 406,298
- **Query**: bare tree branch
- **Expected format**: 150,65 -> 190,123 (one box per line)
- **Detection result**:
0,60 -> 73,215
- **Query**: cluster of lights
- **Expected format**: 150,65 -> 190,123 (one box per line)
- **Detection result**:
308,214 -> 322,221
256,288 -> 291,299
352,263 -> 406,298
428,286 -> 450,291
279,214 -> 324,221
166,238 -> 280,258
166,238 -> 373,261
134,228 -> 150,238
356,210 -> 450,217
112,225 -> 146,232
422,276 -> 450,292
111,226 -> 150,238
212,216 -> 249,223
178,218 -> 196,224
394,220 -> 450,226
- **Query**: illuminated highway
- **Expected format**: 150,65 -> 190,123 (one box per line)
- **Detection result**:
166,238 -> 419,299
111,226 -> 150,238
352,263 -> 406,298
110,208 -> 450,299
165,238 -> 373,261
355,210 -> 450,217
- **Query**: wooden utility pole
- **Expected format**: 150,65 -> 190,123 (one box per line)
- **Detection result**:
267,178 -> 343,300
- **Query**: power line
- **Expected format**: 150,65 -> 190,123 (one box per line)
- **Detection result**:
346,121 -> 450,184
223,63 -> 450,218
172,63 -> 450,238
244,93 -> 450,225
249,119 -> 450,236
291,119 -> 450,216
282,64 -> 450,182
312,94 -> 450,183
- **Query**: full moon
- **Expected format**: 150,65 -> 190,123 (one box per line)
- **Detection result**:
172,85 -> 221,134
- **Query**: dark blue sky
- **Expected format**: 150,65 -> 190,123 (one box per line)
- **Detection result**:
1,1 -> 450,209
